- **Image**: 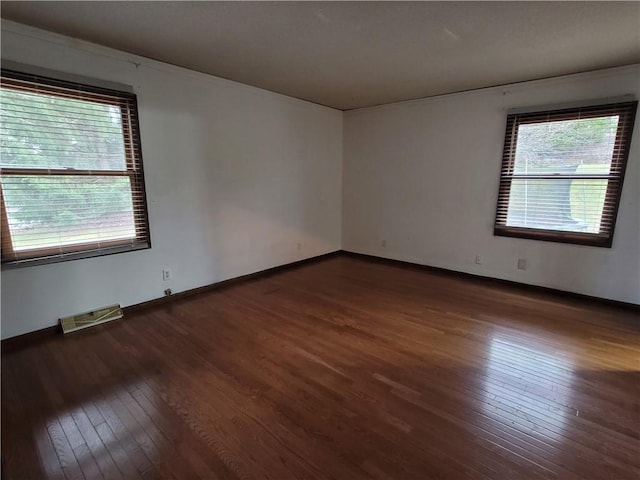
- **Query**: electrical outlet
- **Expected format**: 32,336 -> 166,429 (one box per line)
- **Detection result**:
475,255 -> 482,265
381,240 -> 387,248
162,268 -> 171,281
297,242 -> 302,251
517,258 -> 527,270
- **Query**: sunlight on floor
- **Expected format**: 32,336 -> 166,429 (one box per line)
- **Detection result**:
482,335 -> 575,443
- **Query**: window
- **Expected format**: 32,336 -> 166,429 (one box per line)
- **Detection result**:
494,100 -> 637,247
1,68 -> 150,266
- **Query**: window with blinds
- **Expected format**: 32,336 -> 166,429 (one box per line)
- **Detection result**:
1,69 -> 150,266
494,100 -> 637,247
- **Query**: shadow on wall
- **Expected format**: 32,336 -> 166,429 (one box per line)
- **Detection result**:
139,74 -> 340,276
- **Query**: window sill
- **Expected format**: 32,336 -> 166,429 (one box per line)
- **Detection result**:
494,226 -> 612,248
1,242 -> 150,270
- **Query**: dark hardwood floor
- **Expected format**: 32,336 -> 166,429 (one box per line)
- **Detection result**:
2,255 -> 639,479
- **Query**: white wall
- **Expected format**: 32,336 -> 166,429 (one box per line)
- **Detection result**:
343,66 -> 640,304
1,22 -> 343,339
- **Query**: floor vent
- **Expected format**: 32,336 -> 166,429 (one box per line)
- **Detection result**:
60,304 -> 123,334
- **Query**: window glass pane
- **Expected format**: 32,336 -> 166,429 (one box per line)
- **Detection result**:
513,116 -> 618,175
506,178 -> 608,233
1,175 -> 136,251
0,89 -> 126,170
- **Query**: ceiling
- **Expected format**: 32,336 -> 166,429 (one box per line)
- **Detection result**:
2,1 -> 639,110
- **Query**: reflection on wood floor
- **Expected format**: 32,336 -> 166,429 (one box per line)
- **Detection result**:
2,255 -> 639,479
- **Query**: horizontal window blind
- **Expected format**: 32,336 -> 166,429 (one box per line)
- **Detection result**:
495,101 -> 637,247
1,69 -> 150,265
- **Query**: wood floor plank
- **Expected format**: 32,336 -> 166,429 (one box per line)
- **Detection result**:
71,407 -> 124,480
2,255 -> 638,479
46,418 -> 85,480
1,353 -> 52,480
4,347 -> 67,480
